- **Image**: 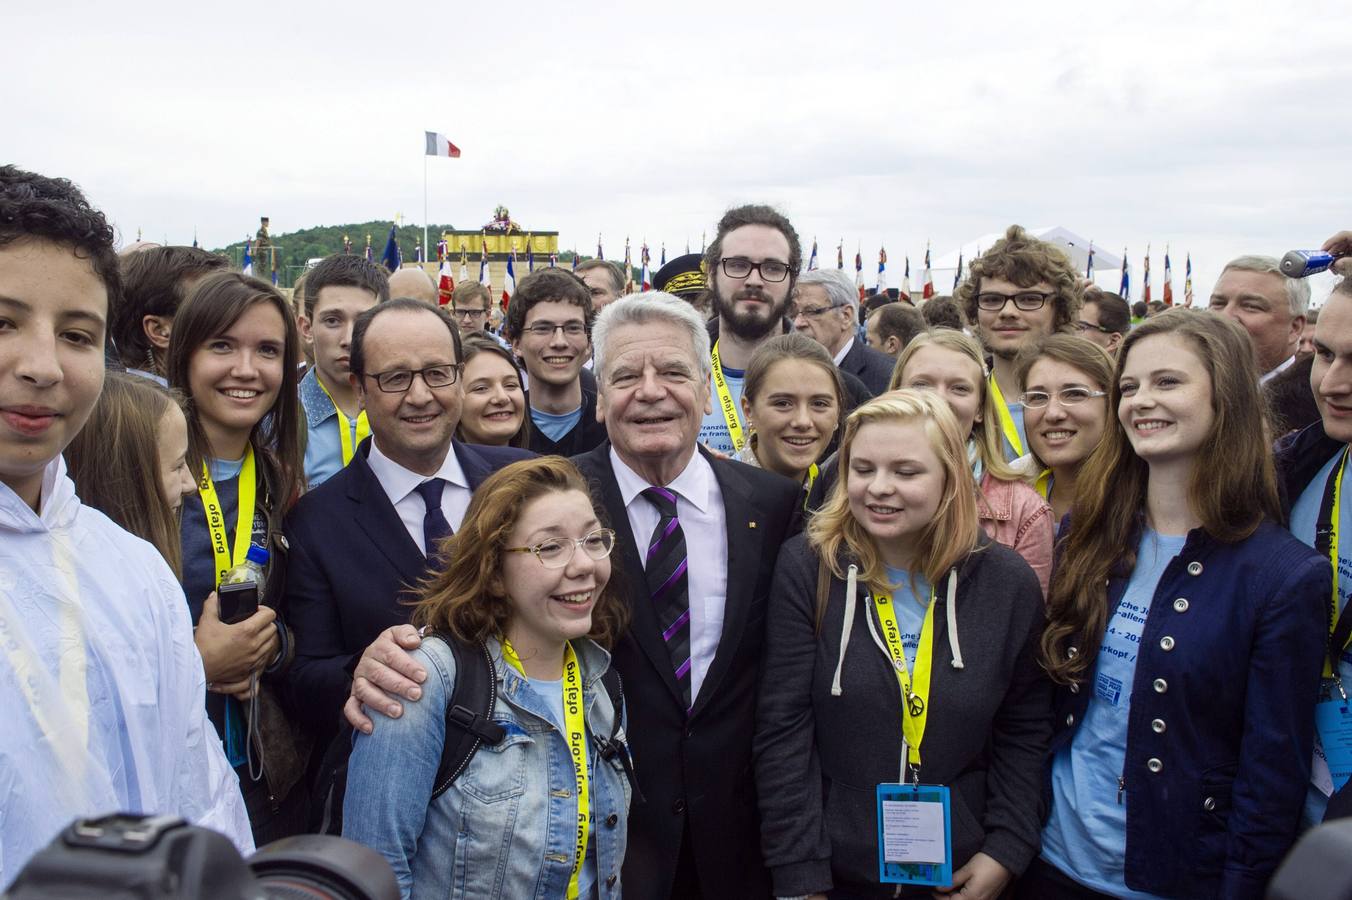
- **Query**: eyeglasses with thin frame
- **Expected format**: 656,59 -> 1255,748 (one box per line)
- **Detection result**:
1018,387 -> 1108,409
522,322 -> 588,339
790,301 -> 846,319
504,528 -> 616,568
364,363 -> 461,393
452,306 -> 490,320
976,290 -> 1056,312
719,257 -> 792,283
1074,319 -> 1111,334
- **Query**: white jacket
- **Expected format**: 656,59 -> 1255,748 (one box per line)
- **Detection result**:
0,457 -> 253,888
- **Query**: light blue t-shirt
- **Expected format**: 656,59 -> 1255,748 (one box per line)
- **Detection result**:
1040,529 -> 1186,899
525,675 -> 598,900
699,365 -> 745,455
531,405 -> 583,443
882,566 -> 932,672
1289,447 -> 1352,826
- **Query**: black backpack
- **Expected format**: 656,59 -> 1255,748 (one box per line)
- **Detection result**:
315,634 -> 630,835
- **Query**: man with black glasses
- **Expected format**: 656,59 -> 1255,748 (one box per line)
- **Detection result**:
956,225 -> 1083,460
283,298 -> 531,736
1077,286 -> 1130,354
506,268 -> 609,456
792,267 -> 897,394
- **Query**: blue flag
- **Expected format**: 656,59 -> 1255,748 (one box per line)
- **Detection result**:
381,225 -> 401,273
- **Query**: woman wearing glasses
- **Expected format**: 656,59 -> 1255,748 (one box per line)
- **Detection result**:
344,456 -> 633,900
889,330 -> 1055,595
1014,335 -> 1114,526
1025,311 -> 1327,898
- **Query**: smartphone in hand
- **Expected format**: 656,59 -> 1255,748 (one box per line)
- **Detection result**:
217,582 -> 259,625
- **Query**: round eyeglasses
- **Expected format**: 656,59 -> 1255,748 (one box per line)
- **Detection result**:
504,528 -> 616,568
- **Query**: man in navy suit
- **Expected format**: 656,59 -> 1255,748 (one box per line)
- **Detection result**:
284,298 -> 532,735
792,268 -> 897,396
345,293 -> 802,899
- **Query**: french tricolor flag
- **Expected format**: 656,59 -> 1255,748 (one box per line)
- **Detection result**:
424,132 -> 461,158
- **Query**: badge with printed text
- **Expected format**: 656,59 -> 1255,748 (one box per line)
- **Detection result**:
876,783 -> 953,886
1316,696 -> 1352,793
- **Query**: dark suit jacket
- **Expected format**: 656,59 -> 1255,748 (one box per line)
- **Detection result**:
283,437 -> 533,733
1264,354 -> 1320,439
572,443 -> 800,900
839,336 -> 896,397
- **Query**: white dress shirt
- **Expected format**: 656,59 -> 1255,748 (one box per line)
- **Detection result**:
366,440 -> 472,556
832,335 -> 855,366
1261,353 -> 1297,385
610,447 -> 728,703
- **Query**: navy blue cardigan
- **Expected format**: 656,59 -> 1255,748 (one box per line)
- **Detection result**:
1047,520 -> 1328,899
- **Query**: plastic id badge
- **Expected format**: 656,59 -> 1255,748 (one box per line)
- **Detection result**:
1316,696 -> 1352,793
876,783 -> 953,886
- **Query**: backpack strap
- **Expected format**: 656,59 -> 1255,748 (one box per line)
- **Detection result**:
593,666 -> 644,804
428,634 -> 506,799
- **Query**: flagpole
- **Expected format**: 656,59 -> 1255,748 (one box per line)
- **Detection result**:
422,153 -> 429,271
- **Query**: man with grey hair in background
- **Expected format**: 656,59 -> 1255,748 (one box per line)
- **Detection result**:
1209,254 -> 1318,434
576,258 -> 627,312
386,265 -> 439,306
792,267 -> 897,394
341,291 -> 801,900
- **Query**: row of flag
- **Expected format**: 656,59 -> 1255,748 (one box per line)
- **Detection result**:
1115,245 -> 1194,307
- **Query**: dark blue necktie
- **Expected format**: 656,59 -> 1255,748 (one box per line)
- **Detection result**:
414,478 -> 452,557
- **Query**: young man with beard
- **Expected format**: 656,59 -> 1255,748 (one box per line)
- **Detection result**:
956,225 -> 1082,460
699,204 -> 871,455
298,254 -> 390,488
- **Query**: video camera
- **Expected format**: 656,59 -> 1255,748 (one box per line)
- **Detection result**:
2,813 -> 398,900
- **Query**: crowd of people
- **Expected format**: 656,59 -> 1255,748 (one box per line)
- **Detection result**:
3,160 -> 1352,900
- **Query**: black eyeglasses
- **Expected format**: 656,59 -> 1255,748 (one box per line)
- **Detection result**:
790,301 -> 846,319
364,363 -> 461,393
719,257 -> 792,283
1075,320 -> 1111,334
976,291 -> 1056,312
452,307 -> 489,320
522,322 -> 588,338
1019,387 -> 1107,409
504,528 -> 616,568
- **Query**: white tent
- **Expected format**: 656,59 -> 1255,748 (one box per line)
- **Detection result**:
929,226 -> 1125,294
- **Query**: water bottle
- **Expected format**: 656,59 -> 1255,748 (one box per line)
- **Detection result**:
221,544 -> 269,596
1280,250 -> 1338,279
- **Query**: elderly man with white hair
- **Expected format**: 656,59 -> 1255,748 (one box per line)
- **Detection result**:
792,267 -> 898,395
342,292 -> 801,900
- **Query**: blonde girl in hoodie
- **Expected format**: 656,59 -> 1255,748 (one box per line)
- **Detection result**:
753,391 -> 1052,900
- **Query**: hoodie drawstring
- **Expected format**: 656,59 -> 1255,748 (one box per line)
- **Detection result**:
830,564 -> 859,696
944,567 -> 964,669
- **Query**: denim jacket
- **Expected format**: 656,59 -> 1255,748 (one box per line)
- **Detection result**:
343,636 -> 632,900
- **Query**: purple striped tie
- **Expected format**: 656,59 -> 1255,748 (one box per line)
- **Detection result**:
642,486 -> 691,709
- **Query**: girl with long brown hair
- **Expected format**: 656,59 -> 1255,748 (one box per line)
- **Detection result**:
166,270 -> 308,841
344,456 -> 633,899
756,391 -> 1050,900
63,372 -> 196,576
1026,309 -> 1328,898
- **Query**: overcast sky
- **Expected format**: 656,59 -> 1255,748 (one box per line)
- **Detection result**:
8,0 -> 1350,304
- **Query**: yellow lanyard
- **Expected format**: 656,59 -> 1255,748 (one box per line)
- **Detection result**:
710,340 -> 748,453
315,375 -> 371,466
802,463 -> 819,510
199,447 -> 257,588
1034,468 -> 1053,501
872,588 -> 937,769
502,638 -> 590,899
1323,449 -> 1349,678
987,374 -> 1025,458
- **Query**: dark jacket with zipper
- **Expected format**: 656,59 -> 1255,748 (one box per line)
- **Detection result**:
525,382 -> 609,457
1275,418 -> 1345,523
755,532 -> 1051,897
1046,518 -> 1328,899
